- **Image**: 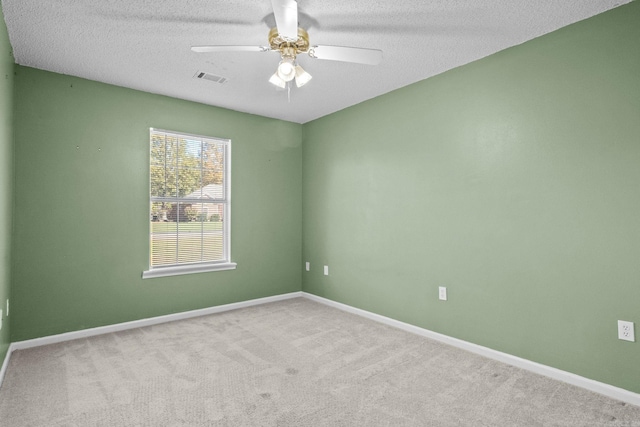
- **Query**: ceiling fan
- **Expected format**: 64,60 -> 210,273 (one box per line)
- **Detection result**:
191,0 -> 383,89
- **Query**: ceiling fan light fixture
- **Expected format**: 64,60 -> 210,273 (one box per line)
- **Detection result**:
269,72 -> 286,88
276,57 -> 296,82
192,2 -> 384,96
294,65 -> 312,88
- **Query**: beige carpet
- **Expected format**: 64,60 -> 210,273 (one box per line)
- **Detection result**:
0,298 -> 638,426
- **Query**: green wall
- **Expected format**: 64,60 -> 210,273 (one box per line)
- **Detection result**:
0,4 -> 13,368
302,2 -> 640,393
11,67 -> 302,341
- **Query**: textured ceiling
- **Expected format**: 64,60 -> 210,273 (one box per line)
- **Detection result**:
1,0 -> 630,123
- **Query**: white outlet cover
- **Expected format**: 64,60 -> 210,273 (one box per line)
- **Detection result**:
439,286 -> 447,301
618,320 -> 635,342
324,265 -> 329,276
305,262 -> 310,272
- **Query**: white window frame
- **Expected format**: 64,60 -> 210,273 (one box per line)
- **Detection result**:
142,128 -> 236,279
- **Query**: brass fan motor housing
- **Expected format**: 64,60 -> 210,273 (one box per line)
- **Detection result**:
268,27 -> 310,55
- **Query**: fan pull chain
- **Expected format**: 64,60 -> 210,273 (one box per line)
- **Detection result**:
287,82 -> 291,103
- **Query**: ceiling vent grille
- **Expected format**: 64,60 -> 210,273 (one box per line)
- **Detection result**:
194,71 -> 228,84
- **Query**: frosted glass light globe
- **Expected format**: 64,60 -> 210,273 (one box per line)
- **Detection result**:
277,58 -> 296,82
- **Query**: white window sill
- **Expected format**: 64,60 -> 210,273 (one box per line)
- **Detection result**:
142,262 -> 237,279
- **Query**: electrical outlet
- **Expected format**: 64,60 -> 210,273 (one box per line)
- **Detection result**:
439,286 -> 447,301
618,320 -> 635,342
305,262 -> 310,271
323,265 -> 329,276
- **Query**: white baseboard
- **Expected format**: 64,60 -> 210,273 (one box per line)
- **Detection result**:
2,290 -> 638,408
10,292 -> 302,352
302,292 -> 640,408
0,343 -> 15,389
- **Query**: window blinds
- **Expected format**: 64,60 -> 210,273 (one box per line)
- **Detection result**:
149,129 -> 230,268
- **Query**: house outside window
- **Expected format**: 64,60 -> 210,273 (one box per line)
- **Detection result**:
142,128 -> 236,279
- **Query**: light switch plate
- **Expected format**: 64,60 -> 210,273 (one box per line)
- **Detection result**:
439,286 -> 447,301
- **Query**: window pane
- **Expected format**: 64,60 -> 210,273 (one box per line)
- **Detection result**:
202,142 -> 224,188
172,202 -> 192,223
150,202 -> 177,267
161,136 -> 178,198
150,134 -> 165,166
178,166 -> 201,198
157,167 -> 177,198
150,134 -> 174,197
150,165 -> 166,197
177,234 -> 203,264
182,137 -> 202,158
178,138 -> 202,197
198,182 -> 223,200
202,202 -> 224,261
203,227 -> 224,261
150,202 -> 166,222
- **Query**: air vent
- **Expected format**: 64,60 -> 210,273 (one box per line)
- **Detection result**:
194,71 -> 228,84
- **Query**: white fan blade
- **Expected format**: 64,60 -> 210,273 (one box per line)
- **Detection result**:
271,0 -> 298,40
191,46 -> 270,53
308,45 -> 383,65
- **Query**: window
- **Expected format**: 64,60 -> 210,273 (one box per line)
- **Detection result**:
142,128 -> 236,279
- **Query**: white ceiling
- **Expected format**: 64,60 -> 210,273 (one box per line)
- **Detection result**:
1,0 -> 629,123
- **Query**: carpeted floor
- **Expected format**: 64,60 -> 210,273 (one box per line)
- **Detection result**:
0,298 -> 639,426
